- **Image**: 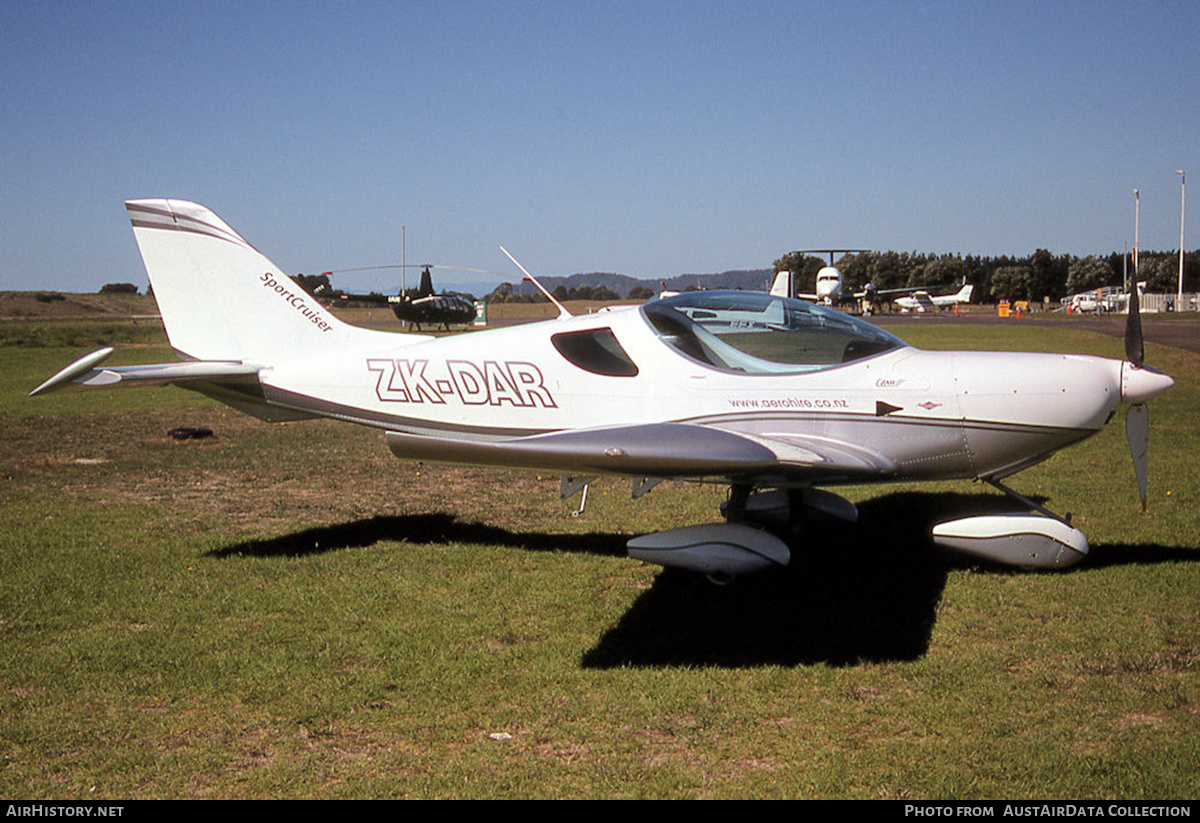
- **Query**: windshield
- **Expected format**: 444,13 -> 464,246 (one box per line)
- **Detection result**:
641,291 -> 905,373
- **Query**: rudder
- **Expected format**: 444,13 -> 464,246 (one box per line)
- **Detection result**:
127,199 -> 359,363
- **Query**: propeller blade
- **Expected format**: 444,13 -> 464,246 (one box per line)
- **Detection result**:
1126,402 -> 1150,511
1124,284 -> 1144,367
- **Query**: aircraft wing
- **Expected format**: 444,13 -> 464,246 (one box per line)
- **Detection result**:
386,422 -> 894,482
853,284 -> 943,299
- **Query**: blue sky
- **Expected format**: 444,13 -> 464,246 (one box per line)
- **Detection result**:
3,1 -> 1198,294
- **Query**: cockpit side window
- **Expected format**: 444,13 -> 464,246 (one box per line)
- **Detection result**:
551,328 -> 639,376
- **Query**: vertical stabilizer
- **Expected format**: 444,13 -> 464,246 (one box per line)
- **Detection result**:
769,271 -> 791,298
126,199 -> 363,362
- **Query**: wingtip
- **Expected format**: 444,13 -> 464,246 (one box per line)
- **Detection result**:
29,346 -> 115,396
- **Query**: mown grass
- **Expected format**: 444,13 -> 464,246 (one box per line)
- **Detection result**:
0,316 -> 1197,799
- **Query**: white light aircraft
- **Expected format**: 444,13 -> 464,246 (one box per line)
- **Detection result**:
894,284 -> 974,313
32,200 -> 1174,577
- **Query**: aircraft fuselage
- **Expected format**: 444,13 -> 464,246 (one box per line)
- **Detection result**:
261,303 -> 1127,486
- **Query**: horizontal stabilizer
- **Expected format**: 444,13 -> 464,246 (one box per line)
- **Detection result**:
30,347 -> 259,396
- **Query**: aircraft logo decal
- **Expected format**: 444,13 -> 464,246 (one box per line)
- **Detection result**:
260,273 -> 334,332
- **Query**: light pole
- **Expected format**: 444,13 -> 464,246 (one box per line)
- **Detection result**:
1133,188 -> 1140,299
1177,170 -> 1186,309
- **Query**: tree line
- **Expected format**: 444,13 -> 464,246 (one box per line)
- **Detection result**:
486,282 -> 648,304
486,248 -> 1197,304
775,249 -> 1198,303
280,249 -> 1198,306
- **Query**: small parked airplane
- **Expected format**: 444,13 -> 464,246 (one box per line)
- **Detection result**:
31,200 -> 1173,577
894,284 -> 974,313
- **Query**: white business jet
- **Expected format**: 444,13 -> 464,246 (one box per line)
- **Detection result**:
771,250 -> 931,314
769,250 -> 868,305
32,201 -> 1173,577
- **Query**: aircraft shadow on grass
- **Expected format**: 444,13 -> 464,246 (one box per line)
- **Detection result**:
207,513 -> 629,560
207,491 -> 1196,668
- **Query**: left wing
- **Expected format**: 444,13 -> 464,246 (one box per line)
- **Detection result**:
386,422 -> 894,482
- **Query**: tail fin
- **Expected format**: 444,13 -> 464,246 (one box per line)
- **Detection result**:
769,271 -> 791,298
957,284 -> 974,302
127,199 -> 370,362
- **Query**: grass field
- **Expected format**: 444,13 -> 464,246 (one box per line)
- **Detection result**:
1,314 -> 1197,799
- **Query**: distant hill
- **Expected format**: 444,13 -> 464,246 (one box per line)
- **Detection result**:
495,268 -> 773,298
662,270 -> 775,292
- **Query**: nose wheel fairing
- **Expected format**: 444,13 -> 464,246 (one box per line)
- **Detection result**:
932,514 -> 1088,569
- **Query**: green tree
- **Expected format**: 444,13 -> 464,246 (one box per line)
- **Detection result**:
838,252 -> 872,292
1138,255 -> 1177,294
990,266 -> 1031,301
915,256 -> 968,290
487,282 -> 514,303
99,282 -> 139,295
771,252 -> 827,293
1066,256 -> 1114,295
1028,249 -> 1069,300
871,251 -> 909,291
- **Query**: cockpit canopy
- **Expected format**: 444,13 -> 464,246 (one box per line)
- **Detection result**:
642,291 -> 906,374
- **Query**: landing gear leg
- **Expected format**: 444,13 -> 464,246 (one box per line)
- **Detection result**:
725,484 -> 751,524
786,487 -> 808,539
984,478 -> 1071,525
